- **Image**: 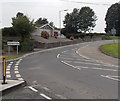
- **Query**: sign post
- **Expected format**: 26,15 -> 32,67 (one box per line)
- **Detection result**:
111,28 -> 116,43
7,42 -> 20,55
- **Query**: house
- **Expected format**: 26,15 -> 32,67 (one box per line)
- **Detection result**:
34,23 -> 60,38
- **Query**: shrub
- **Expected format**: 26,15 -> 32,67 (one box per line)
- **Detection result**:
41,31 -> 49,39
70,36 -> 74,40
102,35 -> 120,40
20,39 -> 34,52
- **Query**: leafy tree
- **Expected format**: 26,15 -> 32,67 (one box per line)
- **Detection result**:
2,27 -> 17,36
12,12 -> 35,41
78,7 -> 97,33
63,7 -> 97,34
49,22 -> 54,27
105,3 -> 120,36
35,18 -> 48,26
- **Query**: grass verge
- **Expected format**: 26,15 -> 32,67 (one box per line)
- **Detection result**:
100,42 -> 120,58
0,55 -> 23,61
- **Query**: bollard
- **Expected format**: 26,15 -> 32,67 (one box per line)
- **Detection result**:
2,58 -> 7,84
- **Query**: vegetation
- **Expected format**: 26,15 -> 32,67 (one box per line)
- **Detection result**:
63,7 -> 97,36
41,31 -> 49,39
35,18 -> 48,26
105,3 -> 120,36
2,27 -> 17,37
12,12 -> 35,41
20,39 -> 34,52
102,35 -> 120,40
0,55 -> 23,61
100,43 -> 120,58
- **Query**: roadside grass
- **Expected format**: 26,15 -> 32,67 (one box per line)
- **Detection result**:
100,43 -> 120,58
0,55 -> 23,61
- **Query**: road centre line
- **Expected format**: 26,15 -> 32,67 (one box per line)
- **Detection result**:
28,86 -> 38,92
28,86 -> 52,100
40,93 -> 52,100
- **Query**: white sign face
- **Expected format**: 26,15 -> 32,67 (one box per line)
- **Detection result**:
7,42 -> 20,46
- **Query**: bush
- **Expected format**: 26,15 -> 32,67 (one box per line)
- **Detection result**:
20,39 -> 34,52
102,35 -> 120,40
65,33 -> 85,39
41,31 -> 49,39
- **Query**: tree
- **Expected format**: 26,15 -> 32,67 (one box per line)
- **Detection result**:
105,3 -> 120,36
35,18 -> 48,26
12,12 -> 35,41
78,7 -> 97,33
63,7 -> 97,34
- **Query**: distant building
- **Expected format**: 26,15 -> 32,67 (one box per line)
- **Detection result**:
35,24 -> 60,37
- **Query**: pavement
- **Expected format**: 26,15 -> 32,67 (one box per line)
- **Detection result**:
0,80 -> 26,95
77,44 -> 119,67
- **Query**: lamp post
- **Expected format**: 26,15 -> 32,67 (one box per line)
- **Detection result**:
59,9 -> 68,46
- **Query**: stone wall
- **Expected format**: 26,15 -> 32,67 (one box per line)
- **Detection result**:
34,35 -> 104,49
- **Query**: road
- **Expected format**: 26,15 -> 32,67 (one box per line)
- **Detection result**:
3,40 -> 119,100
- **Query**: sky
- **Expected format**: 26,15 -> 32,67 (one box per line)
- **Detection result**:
0,0 -> 120,33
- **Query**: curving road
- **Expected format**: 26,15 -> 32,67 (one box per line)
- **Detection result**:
3,40 -> 119,100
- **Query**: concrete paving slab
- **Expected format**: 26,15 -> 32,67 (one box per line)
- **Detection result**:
0,80 -> 26,95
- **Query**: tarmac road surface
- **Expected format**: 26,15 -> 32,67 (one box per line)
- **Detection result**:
2,40 -> 119,100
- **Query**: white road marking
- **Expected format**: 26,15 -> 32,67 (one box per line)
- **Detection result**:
42,87 -> 50,91
14,68 -> 18,70
7,66 -> 11,68
16,74 -> 21,77
15,71 -> 19,74
74,61 -> 101,66
57,54 -> 60,58
28,86 -> 38,92
40,93 -> 52,100
101,75 -> 120,81
18,78 -> 24,81
6,71 -> 10,74
55,94 -> 67,99
76,66 -> 117,71
7,75 -> 11,78
60,57 -> 74,60
8,64 -> 12,66
15,66 -> 18,68
6,68 -> 10,71
15,64 -> 19,66
10,62 -> 13,64
92,67 -> 117,71
61,61 -> 81,70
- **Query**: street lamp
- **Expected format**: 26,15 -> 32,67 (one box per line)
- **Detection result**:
59,9 -> 68,46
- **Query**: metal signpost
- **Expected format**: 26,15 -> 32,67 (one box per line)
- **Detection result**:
111,28 -> 116,43
7,42 -> 20,55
